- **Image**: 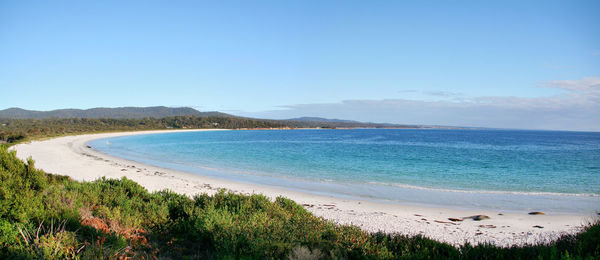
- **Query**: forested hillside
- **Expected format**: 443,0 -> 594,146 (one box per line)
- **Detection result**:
0,107 -> 229,119
0,116 -> 286,143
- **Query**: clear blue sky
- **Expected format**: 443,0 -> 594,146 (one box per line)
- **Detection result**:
1,1 -> 599,130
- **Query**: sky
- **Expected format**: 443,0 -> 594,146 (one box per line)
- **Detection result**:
1,0 -> 599,131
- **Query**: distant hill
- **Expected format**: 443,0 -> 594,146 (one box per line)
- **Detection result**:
283,117 -> 426,129
0,107 -> 231,119
0,107 -> 462,130
287,117 -> 361,124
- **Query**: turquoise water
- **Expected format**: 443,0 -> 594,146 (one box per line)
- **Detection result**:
89,129 -> 600,214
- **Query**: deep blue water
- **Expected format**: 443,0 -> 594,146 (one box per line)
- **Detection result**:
89,129 -> 600,213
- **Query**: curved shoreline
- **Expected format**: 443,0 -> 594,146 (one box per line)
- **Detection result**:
10,130 -> 596,247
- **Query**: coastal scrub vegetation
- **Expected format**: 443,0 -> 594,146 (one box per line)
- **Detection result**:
0,115 -> 423,143
0,117 -> 287,143
0,145 -> 599,258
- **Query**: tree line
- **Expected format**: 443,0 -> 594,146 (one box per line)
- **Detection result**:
0,116 -> 288,143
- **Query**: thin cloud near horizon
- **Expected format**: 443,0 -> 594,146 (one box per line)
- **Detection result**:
239,77 -> 600,131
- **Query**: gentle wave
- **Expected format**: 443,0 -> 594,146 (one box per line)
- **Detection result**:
147,154 -> 600,198
364,181 -> 600,197
197,164 -> 600,198
176,140 -> 599,151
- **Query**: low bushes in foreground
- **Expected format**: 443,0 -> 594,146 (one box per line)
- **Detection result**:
0,145 -> 598,259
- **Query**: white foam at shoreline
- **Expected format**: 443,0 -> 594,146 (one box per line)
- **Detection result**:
365,181 -> 600,197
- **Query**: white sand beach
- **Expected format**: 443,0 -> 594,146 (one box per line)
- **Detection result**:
10,130 -> 595,247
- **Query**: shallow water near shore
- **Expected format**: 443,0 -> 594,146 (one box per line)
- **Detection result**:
89,129 -> 600,214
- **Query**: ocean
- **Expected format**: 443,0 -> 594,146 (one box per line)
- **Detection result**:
88,129 -> 600,214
